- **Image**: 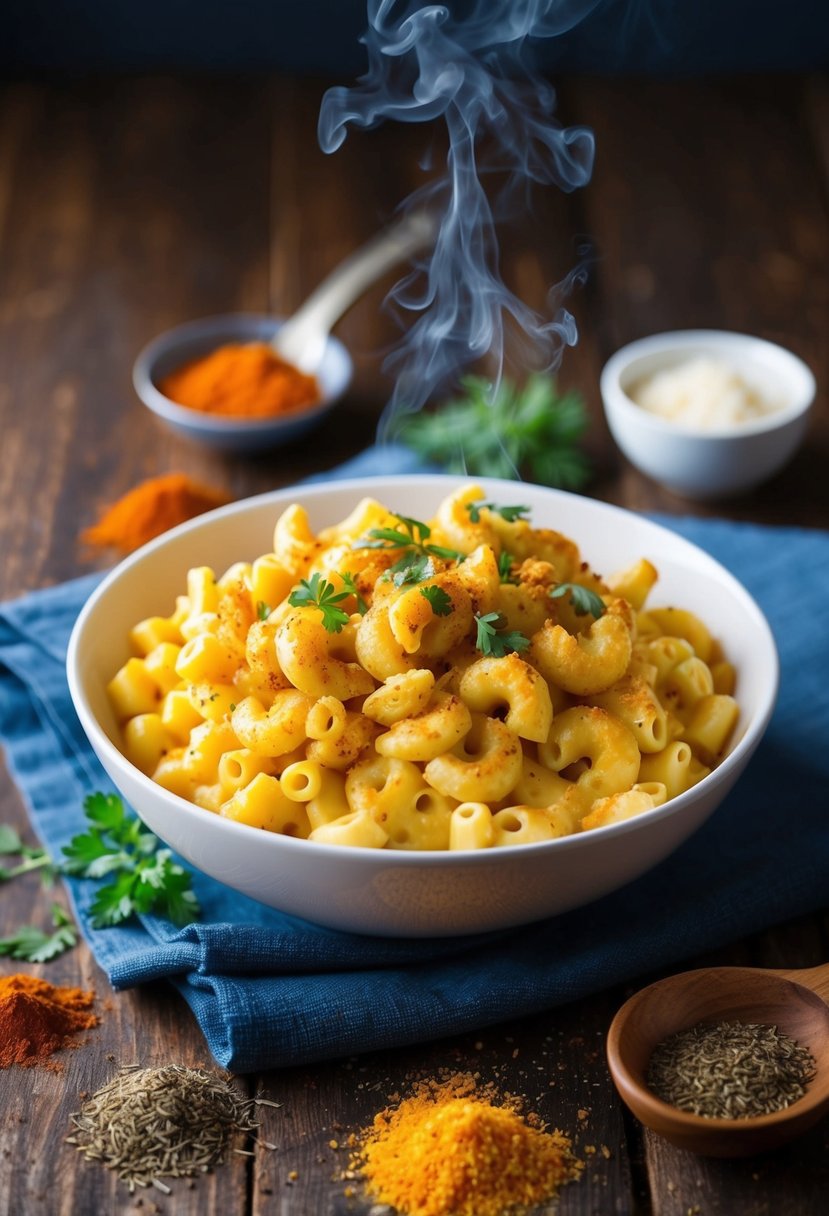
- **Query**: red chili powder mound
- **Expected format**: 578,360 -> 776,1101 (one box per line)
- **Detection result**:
0,974 -> 98,1068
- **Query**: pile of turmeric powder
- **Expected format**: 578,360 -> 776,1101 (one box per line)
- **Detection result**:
158,342 -> 319,419
350,1072 -> 582,1216
81,472 -> 231,555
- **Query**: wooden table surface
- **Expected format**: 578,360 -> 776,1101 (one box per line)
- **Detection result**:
0,70 -> 827,1216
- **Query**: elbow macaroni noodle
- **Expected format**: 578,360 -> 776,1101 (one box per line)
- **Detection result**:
107,484 -> 739,851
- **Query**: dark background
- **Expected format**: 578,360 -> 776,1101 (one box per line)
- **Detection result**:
2,0 -> 827,77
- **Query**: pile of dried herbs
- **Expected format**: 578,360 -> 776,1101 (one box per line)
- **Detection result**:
67,1065 -> 263,1192
647,1020 -> 816,1119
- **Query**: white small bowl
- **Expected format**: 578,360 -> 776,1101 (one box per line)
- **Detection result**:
600,330 -> 815,500
66,476 -> 778,938
133,313 -> 353,454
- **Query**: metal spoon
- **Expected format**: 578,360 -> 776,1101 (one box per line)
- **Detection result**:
273,209 -> 437,372
606,963 -> 829,1156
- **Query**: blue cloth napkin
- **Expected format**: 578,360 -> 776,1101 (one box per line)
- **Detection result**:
1,445 -> 828,1073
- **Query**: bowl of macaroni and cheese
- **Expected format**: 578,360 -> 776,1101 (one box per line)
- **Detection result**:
601,330 -> 815,500
66,476 -> 778,937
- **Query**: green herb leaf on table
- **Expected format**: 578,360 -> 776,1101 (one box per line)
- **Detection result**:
0,824 -> 57,884
0,903 -> 77,963
549,583 -> 606,618
475,612 -> 531,658
465,501 -> 531,524
396,373 -> 591,489
288,572 -> 351,634
419,585 -> 453,616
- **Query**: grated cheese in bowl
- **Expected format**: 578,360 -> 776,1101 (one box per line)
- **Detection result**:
629,356 -> 781,429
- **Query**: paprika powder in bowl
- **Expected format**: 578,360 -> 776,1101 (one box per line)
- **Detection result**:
133,313 -> 352,454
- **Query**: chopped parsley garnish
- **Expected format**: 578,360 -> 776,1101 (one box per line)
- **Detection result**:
356,514 -> 465,577
256,600 -> 271,621
288,572 -> 352,633
389,552 -> 436,588
498,551 -> 519,585
339,571 -> 368,615
549,583 -> 606,619
475,612 -> 531,658
465,501 -> 531,524
419,585 -> 453,616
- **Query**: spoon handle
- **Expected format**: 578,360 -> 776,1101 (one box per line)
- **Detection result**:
777,963 -> 829,1004
274,210 -> 437,371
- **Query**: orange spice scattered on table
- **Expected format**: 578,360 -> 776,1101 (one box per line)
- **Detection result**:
158,342 -> 320,419
81,472 -> 232,555
0,974 -> 97,1068
349,1071 -> 582,1216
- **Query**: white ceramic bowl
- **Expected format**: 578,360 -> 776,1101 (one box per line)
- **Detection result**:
66,475 -> 778,938
133,313 -> 352,453
600,330 -> 815,500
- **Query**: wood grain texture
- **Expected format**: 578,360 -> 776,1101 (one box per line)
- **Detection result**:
0,69 -> 827,1216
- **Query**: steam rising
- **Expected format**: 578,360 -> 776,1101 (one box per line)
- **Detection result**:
318,0 -> 600,435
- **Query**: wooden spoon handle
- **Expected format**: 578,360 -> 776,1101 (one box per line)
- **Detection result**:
774,963 -> 829,1004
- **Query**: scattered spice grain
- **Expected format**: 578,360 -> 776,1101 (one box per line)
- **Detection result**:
647,1020 -> 816,1119
67,1065 -> 261,1192
81,473 -> 231,554
351,1071 -> 581,1216
158,342 -> 319,419
0,973 -> 97,1068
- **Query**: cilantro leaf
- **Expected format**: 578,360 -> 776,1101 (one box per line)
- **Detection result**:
256,600 -> 271,621
419,585 -> 453,616
474,612 -> 531,658
0,903 -> 77,963
288,572 -> 351,633
465,501 -> 531,524
549,583 -> 606,618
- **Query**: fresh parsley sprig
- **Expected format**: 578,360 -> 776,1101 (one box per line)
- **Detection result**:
475,612 -> 531,658
396,373 -> 591,489
62,793 -> 201,928
0,824 -> 56,885
356,514 -> 465,587
288,572 -> 352,633
0,903 -> 77,963
549,583 -> 606,619
465,501 -> 531,524
420,585 -> 453,616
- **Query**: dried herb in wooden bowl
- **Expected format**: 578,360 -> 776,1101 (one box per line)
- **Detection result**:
647,1020 -> 816,1119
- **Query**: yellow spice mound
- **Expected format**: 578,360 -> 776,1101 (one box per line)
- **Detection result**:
354,1074 -> 582,1216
